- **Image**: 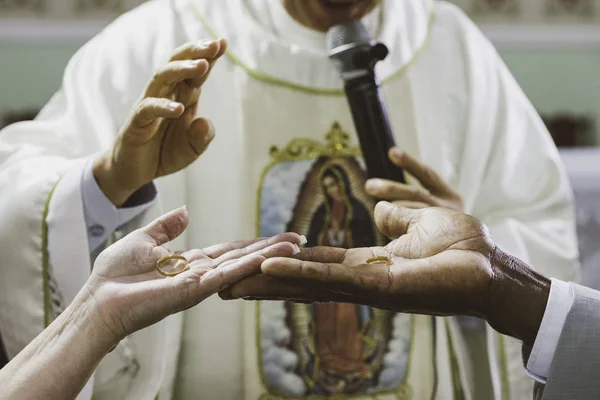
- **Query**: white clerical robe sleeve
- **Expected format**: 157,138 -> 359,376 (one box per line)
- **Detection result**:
0,6 -> 180,398
448,9 -> 580,399
0,28 -> 138,353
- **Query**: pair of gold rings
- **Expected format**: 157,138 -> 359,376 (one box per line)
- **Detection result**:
156,254 -> 392,277
156,254 -> 190,277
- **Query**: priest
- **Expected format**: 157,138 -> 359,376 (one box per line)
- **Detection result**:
0,0 -> 578,399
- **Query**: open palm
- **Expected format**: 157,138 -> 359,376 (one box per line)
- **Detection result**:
222,202 -> 496,320
86,207 -> 302,342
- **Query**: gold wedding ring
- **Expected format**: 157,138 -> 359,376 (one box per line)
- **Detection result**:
156,254 -> 190,277
366,256 -> 392,266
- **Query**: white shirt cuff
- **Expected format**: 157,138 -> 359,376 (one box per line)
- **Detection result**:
526,278 -> 574,383
81,158 -> 157,251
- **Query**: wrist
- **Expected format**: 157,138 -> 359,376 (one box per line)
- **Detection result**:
485,247 -> 550,347
92,153 -> 136,207
65,288 -> 122,354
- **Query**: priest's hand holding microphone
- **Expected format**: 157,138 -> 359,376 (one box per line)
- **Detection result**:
326,19 -> 464,211
365,148 -> 464,212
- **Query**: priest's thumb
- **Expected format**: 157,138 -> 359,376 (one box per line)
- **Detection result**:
186,117 -> 215,159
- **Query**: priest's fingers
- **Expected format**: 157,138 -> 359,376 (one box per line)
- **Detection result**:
139,206 -> 189,246
185,117 -> 215,158
169,39 -> 224,63
198,241 -> 299,294
388,148 -> 460,198
169,39 -> 228,87
145,59 -> 210,98
126,98 -> 184,137
365,178 -> 436,206
212,233 -> 305,266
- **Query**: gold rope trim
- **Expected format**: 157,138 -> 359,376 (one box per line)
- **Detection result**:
253,125 -> 416,399
187,0 -> 437,96
42,175 -> 64,328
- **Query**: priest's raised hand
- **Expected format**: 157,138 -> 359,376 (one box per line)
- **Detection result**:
223,202 -> 549,348
92,39 -> 227,206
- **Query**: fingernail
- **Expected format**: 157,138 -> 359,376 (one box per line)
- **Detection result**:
168,102 -> 181,110
293,244 -> 301,255
207,121 -> 216,140
380,201 -> 394,209
299,235 -> 307,246
180,205 -> 188,216
376,201 -> 395,213
189,59 -> 203,66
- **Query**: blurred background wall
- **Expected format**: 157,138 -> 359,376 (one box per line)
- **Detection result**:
1,0 -> 600,144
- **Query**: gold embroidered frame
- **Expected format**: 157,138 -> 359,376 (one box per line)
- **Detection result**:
253,123 -> 415,399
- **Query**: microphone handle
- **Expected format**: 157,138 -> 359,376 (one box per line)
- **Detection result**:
344,76 -> 405,183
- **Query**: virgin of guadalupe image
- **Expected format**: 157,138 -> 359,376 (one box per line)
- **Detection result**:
284,157 -> 394,396
305,164 -> 375,248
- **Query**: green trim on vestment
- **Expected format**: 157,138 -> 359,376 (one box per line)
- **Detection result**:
42,175 -> 64,328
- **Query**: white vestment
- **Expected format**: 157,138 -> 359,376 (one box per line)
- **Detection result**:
0,0 -> 579,399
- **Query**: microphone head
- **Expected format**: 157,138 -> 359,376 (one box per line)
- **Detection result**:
327,20 -> 374,79
327,20 -> 372,52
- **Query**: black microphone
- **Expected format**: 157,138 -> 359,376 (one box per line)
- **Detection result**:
327,20 -> 405,183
